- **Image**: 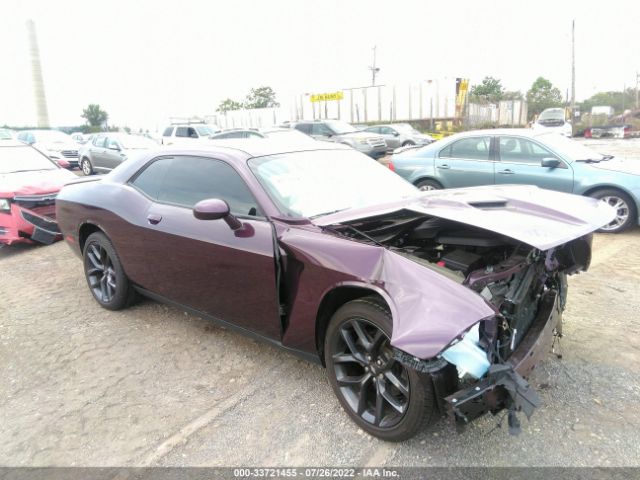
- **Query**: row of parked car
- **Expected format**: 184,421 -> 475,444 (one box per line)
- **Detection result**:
1,117 -> 638,249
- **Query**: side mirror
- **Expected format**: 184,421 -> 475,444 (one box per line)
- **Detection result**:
541,157 -> 560,168
109,144 -> 121,151
193,198 -> 242,230
393,132 -> 400,137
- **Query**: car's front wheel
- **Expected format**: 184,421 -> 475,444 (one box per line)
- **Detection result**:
83,232 -> 136,310
589,189 -> 637,233
325,297 -> 435,441
81,158 -> 93,176
415,179 -> 442,191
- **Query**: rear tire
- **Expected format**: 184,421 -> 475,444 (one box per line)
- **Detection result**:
81,158 -> 93,176
325,296 -> 435,441
589,189 -> 636,233
415,179 -> 442,191
83,232 -> 136,310
402,141 -> 415,147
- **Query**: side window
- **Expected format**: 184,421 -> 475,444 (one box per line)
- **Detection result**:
246,131 -> 263,138
188,127 -> 198,138
162,127 -> 173,137
367,126 -> 380,134
447,137 -> 491,160
93,136 -> 106,147
175,127 -> 189,137
133,157 -> 262,217
311,123 -> 333,136
130,157 -> 172,200
106,137 -> 120,149
439,144 -> 452,158
294,124 -> 312,134
499,137 -> 558,163
381,127 -> 395,135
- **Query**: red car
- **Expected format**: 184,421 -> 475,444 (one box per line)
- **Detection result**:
0,140 -> 76,245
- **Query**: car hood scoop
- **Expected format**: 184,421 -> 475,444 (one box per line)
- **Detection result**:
313,185 -> 616,251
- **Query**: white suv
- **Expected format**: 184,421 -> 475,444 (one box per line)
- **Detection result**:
161,124 -> 221,145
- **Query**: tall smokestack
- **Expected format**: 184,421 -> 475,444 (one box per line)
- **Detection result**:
26,19 -> 50,128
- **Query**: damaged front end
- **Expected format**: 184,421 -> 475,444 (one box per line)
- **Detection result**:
329,211 -> 593,434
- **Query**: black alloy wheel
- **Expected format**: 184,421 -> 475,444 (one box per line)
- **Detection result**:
325,297 -> 434,441
83,232 -> 135,310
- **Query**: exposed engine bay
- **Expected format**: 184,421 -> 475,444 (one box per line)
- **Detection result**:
326,209 -> 593,434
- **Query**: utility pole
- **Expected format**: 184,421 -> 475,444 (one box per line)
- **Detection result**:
26,19 -> 50,128
570,19 -> 576,131
369,45 -> 380,87
636,72 -> 640,110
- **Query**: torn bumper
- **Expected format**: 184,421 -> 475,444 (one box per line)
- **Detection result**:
444,289 -> 561,427
0,203 -> 61,245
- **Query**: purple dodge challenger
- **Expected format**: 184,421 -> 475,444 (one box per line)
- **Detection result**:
56,140 -> 614,441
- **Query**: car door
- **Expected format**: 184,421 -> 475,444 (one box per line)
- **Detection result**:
126,155 -> 282,339
380,127 -> 402,149
435,136 -> 495,188
90,135 -> 108,170
104,137 -> 126,170
495,136 -> 574,193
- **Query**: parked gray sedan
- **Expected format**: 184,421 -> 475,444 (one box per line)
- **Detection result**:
390,129 -> 640,233
365,123 -> 434,150
79,133 -> 157,175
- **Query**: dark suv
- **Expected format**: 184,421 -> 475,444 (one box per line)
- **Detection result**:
292,120 -> 387,158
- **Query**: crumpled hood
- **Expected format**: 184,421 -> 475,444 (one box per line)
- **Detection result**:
314,185 -> 616,251
0,169 -> 77,197
588,159 -> 640,176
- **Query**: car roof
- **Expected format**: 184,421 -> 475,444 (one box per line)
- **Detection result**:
446,128 -> 542,138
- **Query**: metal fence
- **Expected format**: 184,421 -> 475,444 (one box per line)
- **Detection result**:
206,80 -> 528,130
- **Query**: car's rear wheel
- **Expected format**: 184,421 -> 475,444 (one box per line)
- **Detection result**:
589,189 -> 636,233
415,179 -> 442,191
402,140 -> 415,147
325,297 -> 435,441
83,232 -> 136,310
81,158 -> 93,176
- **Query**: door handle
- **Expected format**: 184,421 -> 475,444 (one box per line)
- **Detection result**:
147,213 -> 162,225
437,164 -> 450,169
498,169 -> 515,175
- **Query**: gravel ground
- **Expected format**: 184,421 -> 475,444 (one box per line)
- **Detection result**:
0,139 -> 639,467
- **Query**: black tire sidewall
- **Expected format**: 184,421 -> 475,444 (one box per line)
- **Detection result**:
590,189 -> 637,233
325,298 -> 434,442
416,179 -> 442,190
83,232 -> 132,310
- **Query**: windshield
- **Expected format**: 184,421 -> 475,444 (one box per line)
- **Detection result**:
325,121 -> 359,135
394,123 -> 421,135
0,146 -> 58,174
538,109 -> 565,121
248,150 -> 419,218
538,133 -> 606,161
120,135 -> 157,149
33,130 -> 73,143
195,125 -> 217,136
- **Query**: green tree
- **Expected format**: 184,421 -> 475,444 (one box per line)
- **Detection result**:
216,98 -> 244,113
526,77 -> 563,118
502,90 -> 524,101
469,76 -> 504,102
243,86 -> 280,109
81,104 -> 109,127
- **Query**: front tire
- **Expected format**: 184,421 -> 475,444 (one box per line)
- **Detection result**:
325,297 -> 435,441
415,179 -> 442,191
81,158 -> 93,176
83,232 -> 136,310
589,189 -> 636,233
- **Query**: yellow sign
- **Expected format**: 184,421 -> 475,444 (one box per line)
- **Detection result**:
310,91 -> 344,102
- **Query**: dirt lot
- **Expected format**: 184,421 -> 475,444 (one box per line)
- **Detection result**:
1,139 -> 639,467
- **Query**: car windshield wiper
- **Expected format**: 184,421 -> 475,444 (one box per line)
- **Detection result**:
575,158 -> 602,163
602,155 -> 614,160
309,208 -> 349,219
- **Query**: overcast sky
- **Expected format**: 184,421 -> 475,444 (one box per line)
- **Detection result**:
1,0 -> 638,130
